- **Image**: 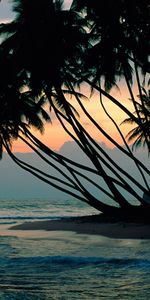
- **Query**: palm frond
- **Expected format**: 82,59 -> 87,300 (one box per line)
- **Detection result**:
0,22 -> 16,36
131,133 -> 144,151
121,118 -> 136,125
62,89 -> 89,101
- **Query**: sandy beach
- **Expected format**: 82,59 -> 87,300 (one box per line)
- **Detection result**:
9,215 -> 150,239
2,213 -> 150,299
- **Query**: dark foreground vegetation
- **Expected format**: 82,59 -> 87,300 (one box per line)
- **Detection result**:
0,0 -> 149,220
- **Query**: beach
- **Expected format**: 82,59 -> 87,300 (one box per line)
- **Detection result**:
10,214 -> 150,239
1,198 -> 150,299
1,216 -> 150,300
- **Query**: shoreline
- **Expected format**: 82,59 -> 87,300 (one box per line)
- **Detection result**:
9,215 -> 150,239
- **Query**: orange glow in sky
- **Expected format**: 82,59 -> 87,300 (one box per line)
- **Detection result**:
12,81 -> 135,153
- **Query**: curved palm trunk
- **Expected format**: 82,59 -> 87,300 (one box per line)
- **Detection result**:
68,81 -> 149,191
3,138 -> 116,214
23,126 -> 146,204
44,86 -> 150,208
48,86 -> 135,208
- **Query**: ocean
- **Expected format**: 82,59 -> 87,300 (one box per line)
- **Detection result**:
0,197 -> 150,300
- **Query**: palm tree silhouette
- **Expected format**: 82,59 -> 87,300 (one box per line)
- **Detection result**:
0,79 -> 50,158
0,0 -> 149,217
0,0 -> 85,151
71,0 -> 150,151
122,88 -> 150,151
0,45 -> 50,157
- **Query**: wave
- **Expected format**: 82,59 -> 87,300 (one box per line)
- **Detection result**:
0,215 -> 61,223
1,255 -> 150,269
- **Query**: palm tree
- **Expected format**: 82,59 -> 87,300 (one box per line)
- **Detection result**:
0,0 -> 150,218
0,0 -> 86,93
0,48 -> 50,157
72,0 -> 150,80
122,88 -> 150,151
0,0 -> 86,151
0,86 -> 50,157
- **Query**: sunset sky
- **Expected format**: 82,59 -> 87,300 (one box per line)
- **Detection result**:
0,0 -> 135,153
11,82 -> 134,152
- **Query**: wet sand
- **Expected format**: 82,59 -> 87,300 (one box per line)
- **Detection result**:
10,215 -> 150,239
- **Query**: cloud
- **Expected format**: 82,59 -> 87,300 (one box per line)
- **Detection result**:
0,141 -> 148,204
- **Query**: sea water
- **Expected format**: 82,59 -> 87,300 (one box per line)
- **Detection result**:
0,197 -> 150,300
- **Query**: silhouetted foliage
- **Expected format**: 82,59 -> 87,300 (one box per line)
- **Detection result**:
0,0 -> 149,218
122,88 -> 150,150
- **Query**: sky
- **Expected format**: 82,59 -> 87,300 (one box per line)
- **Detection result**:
10,84 -> 133,152
0,0 -> 15,22
0,0 -> 135,153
